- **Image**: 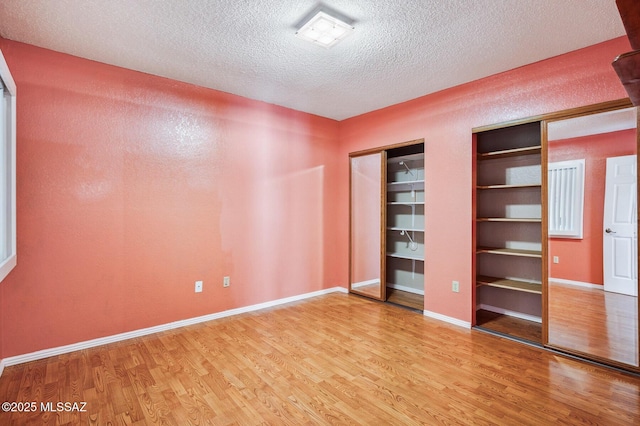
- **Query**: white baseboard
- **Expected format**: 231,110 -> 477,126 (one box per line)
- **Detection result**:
387,283 -> 424,296
478,304 -> 542,323
549,278 -> 602,289
1,286 -> 348,370
423,310 -> 471,329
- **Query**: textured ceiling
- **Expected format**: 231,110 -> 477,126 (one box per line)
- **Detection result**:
0,0 -> 627,120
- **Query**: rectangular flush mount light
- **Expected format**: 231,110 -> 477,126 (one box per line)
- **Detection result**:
295,10 -> 354,48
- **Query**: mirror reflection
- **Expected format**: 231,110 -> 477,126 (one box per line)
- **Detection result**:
547,106 -> 639,367
350,152 -> 383,299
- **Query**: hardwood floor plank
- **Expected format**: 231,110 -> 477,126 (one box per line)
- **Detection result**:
548,281 -> 638,366
1,293 -> 639,425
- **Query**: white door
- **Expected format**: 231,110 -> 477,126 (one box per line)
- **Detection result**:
603,155 -> 637,296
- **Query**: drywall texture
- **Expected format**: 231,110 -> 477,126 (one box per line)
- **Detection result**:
338,37 -> 631,323
0,39 -> 340,357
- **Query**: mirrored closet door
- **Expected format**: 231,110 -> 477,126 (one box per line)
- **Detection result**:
349,151 -> 385,301
545,101 -> 639,369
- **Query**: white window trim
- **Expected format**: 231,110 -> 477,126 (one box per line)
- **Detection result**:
0,48 -> 16,283
548,159 -> 585,239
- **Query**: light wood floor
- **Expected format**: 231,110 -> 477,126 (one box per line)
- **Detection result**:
548,281 -> 638,366
350,284 -> 424,311
1,293 -> 639,425
350,282 -> 381,299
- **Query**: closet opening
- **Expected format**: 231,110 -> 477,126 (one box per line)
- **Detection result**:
349,139 -> 425,312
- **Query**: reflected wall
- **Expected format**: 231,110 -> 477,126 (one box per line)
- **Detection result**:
350,152 -> 383,299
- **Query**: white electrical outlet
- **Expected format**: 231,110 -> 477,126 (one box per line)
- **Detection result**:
195,280 -> 203,293
452,281 -> 460,293
553,256 -> 559,264
223,276 -> 230,288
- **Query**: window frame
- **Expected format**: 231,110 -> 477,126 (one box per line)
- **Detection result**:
0,48 -> 17,283
548,158 -> 585,239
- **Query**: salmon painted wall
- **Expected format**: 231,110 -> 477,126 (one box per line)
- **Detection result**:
549,129 -> 636,285
0,36 -> 633,358
0,39 -> 341,358
337,37 -> 631,323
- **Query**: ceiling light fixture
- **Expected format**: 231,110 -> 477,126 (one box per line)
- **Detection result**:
295,7 -> 354,49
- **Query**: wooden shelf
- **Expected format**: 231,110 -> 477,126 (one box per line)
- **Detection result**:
478,146 -> 541,160
388,202 -> 424,205
476,275 -> 542,294
387,153 -> 424,164
387,252 -> 424,261
476,183 -> 540,190
476,217 -> 541,223
476,247 -> 542,258
388,180 -> 424,187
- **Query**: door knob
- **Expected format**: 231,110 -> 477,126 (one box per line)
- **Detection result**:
605,228 -> 616,234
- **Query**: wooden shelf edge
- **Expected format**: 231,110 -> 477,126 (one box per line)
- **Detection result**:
476,183 -> 541,190
388,202 -> 425,205
387,153 -> 424,164
476,247 -> 542,258
478,146 -> 541,160
476,217 -> 541,223
386,253 -> 424,261
388,180 -> 425,186
476,275 -> 542,294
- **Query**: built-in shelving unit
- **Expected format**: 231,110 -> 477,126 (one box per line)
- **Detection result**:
473,121 -> 544,343
386,146 -> 425,308
349,140 -> 426,312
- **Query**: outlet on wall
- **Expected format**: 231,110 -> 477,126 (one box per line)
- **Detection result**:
452,280 -> 460,293
553,256 -> 559,264
223,276 -> 230,287
195,280 -> 203,293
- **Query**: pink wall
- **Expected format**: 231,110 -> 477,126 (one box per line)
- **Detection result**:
549,129 -> 636,284
0,40 -> 341,358
0,35 -> 633,358
338,37 -> 631,324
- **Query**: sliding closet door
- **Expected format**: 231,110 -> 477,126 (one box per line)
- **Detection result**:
546,101 -> 640,371
350,151 -> 385,300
